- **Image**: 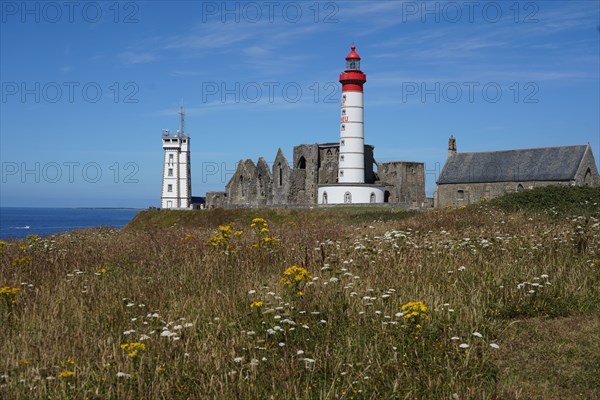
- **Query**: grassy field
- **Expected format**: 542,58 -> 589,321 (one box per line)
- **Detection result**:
1,187 -> 599,399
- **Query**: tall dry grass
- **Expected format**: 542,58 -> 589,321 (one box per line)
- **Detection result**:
1,206 -> 598,399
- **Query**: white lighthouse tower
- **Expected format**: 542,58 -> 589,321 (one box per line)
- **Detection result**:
160,107 -> 192,209
318,45 -> 384,204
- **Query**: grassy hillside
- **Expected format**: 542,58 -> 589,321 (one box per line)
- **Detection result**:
485,185 -> 600,217
1,198 -> 599,399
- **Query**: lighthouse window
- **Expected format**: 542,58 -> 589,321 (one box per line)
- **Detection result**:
342,94 -> 346,102
322,191 -> 328,204
168,168 -> 173,177
341,124 -> 345,131
370,192 -> 376,203
339,170 -> 344,177
341,140 -> 345,146
169,154 -> 174,164
346,60 -> 359,70
342,109 -> 346,116
167,184 -> 173,192
340,155 -> 344,162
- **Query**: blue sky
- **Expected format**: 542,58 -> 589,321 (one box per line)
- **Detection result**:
1,0 -> 598,207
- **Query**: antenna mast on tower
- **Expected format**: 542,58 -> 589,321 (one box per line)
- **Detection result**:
178,101 -> 185,136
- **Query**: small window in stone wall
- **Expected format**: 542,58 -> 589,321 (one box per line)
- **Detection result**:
168,168 -> 173,177
516,184 -> 524,192
298,156 -> 306,170
340,155 -> 345,162
278,163 -> 283,187
341,140 -> 345,146
168,184 -> 173,192
340,170 -> 344,177
457,190 -> 464,200
584,168 -> 592,185
341,124 -> 345,131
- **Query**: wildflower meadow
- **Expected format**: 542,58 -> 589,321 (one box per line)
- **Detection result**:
1,187 -> 599,399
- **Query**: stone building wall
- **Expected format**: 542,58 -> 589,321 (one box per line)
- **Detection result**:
575,146 -> 600,186
205,191 -> 227,208
272,148 -> 291,206
377,162 -> 425,205
435,180 -> 573,207
317,144 -> 338,185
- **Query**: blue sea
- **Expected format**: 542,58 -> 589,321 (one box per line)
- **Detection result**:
0,207 -> 140,240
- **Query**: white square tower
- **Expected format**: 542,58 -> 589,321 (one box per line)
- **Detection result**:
160,107 -> 191,209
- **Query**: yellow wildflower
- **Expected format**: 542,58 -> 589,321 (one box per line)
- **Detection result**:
250,301 -> 264,308
0,286 -> 20,297
58,371 -> 74,380
26,234 -> 40,242
97,268 -> 107,274
18,359 -> 28,365
157,367 -> 166,374
283,266 -> 312,282
13,255 -> 31,267
120,342 -> 146,352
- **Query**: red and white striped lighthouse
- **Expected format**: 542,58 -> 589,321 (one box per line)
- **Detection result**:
338,45 -> 367,184
318,45 -> 384,205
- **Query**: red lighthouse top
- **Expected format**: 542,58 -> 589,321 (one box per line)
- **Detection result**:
346,45 -> 361,61
340,45 -> 366,92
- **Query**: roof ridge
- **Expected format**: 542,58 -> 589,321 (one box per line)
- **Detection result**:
453,144 -> 587,155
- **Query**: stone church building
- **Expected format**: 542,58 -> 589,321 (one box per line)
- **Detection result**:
434,136 -> 600,207
206,143 -> 426,208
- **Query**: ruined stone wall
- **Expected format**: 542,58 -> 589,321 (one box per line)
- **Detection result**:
256,157 -> 273,206
318,145 -> 338,185
205,191 -> 227,208
272,149 -> 291,205
226,160 -> 261,206
377,162 -> 425,205
290,144 -> 320,205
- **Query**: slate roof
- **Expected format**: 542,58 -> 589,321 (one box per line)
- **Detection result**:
437,145 -> 588,184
